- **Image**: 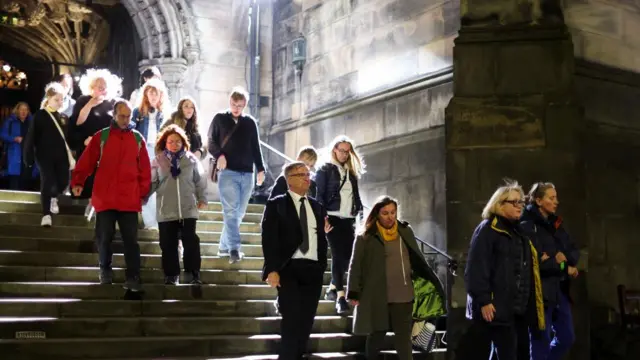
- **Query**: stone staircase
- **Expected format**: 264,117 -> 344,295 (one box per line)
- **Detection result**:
0,190 -> 444,359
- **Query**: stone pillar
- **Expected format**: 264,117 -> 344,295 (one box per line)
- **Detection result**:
138,58 -> 188,101
444,21 -> 590,360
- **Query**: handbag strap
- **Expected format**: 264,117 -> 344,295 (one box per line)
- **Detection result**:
220,119 -> 240,150
45,110 -> 76,169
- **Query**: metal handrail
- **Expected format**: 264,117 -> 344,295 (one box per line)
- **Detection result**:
259,140 -> 458,275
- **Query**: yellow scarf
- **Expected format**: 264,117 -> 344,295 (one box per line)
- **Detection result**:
529,241 -> 546,330
376,221 -> 398,241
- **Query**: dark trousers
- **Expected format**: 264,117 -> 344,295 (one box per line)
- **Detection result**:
38,160 -> 69,215
326,216 -> 355,291
9,164 -> 34,191
366,302 -> 414,360
158,219 -> 201,276
95,210 -> 141,279
484,315 -> 531,360
531,293 -> 575,360
277,259 -> 324,360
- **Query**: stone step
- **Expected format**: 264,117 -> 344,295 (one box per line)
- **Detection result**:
0,225 -> 262,243
0,237 -> 267,257
0,251 -> 277,271
0,201 -> 263,223
0,282 -> 279,300
0,333 -> 384,359
0,315 -> 353,339
96,352 -> 441,360
0,265 -> 332,285
0,299 -> 337,318
0,191 -> 266,213
0,213 -> 262,233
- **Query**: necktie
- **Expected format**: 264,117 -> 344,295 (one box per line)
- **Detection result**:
299,197 -> 309,254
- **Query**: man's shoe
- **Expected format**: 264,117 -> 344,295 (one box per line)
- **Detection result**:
324,288 -> 337,301
50,198 -> 59,215
229,250 -> 242,264
336,296 -> 350,316
164,275 -> 179,285
124,276 -> 142,292
41,215 -> 52,227
217,249 -> 230,257
185,271 -> 203,285
99,268 -> 113,285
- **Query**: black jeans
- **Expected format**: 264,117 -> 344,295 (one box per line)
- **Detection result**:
326,216 -> 355,291
95,210 -> 141,279
158,219 -> 201,276
471,315 -> 530,360
38,160 -> 69,215
277,259 -> 324,360
365,302 -> 414,360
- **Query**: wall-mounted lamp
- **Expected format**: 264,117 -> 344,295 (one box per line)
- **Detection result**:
291,35 -> 306,76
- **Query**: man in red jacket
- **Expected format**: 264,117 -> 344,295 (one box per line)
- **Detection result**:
71,99 -> 151,292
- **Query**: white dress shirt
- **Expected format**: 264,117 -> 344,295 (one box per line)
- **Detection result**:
288,190 -> 318,261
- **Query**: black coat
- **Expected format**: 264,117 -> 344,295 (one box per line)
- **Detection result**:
315,162 -> 363,216
520,204 -> 580,306
465,215 -> 545,331
23,109 -> 70,167
261,192 -> 328,280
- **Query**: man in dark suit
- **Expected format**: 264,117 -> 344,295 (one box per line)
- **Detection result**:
262,161 -> 331,360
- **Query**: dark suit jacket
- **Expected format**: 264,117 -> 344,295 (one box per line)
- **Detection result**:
261,192 -> 328,281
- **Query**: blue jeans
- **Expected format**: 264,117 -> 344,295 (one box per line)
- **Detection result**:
217,169 -> 254,252
531,293 -> 575,360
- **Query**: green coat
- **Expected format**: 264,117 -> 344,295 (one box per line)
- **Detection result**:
346,221 -> 447,335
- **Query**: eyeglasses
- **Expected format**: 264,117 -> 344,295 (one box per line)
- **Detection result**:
289,172 -> 310,178
167,140 -> 183,146
503,199 -> 525,207
335,148 -> 350,155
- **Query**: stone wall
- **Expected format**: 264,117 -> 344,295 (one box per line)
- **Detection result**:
269,0 -> 459,267
187,0 -> 274,134
566,0 -> 640,72
575,61 -> 640,335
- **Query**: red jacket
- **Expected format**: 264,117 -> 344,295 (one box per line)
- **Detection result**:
71,125 -> 151,213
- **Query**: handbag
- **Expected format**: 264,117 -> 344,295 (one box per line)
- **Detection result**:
210,121 -> 240,183
411,320 -> 437,352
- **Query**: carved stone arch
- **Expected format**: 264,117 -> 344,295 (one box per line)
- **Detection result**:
120,0 -> 200,63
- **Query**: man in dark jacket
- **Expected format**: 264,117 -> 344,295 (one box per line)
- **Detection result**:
71,99 -> 151,292
262,161 -> 329,360
208,86 -> 265,264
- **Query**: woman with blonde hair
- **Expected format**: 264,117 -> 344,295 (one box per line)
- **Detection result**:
23,82 -> 76,227
67,68 -> 122,202
347,195 -> 446,360
315,135 -> 365,315
0,101 -> 37,190
133,78 -> 169,230
465,180 -> 545,360
147,124 -> 207,285
160,96 -> 203,159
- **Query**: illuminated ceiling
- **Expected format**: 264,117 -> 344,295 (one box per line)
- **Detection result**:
0,0 -> 115,65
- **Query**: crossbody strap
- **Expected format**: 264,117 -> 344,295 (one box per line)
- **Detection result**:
215,119 -> 240,162
45,110 -> 76,170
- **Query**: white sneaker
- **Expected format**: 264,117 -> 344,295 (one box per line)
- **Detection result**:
50,198 -> 59,215
41,215 -> 52,227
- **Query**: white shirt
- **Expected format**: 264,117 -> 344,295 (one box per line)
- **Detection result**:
147,110 -> 158,147
288,190 -> 318,261
327,161 -> 354,219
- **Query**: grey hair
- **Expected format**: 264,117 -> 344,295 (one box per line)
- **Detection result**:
481,179 -> 524,220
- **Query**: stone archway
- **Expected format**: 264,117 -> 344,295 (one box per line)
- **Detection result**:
119,0 -> 201,99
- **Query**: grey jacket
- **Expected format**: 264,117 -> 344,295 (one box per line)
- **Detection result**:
149,151 -> 208,222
